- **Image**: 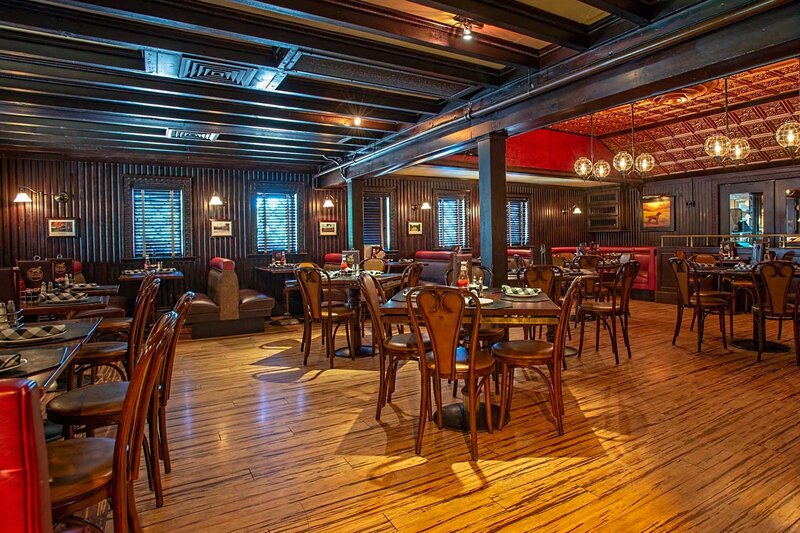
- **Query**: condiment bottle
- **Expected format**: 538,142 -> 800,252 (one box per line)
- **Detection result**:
456,261 -> 469,288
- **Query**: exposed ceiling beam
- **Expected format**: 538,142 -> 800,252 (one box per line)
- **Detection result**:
577,0 -> 651,26
411,0 -> 590,51
227,0 -> 539,68
27,0 -> 507,87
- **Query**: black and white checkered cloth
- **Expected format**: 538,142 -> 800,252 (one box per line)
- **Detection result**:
0,324 -> 66,341
68,283 -> 99,289
501,285 -> 542,296
39,292 -> 87,303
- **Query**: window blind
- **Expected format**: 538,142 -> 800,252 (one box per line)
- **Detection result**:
506,198 -> 530,246
363,195 -> 391,249
132,188 -> 184,257
255,192 -> 299,253
437,195 -> 468,248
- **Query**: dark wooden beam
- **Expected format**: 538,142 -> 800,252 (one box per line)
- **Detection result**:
477,132 -> 508,287
321,0 -> 800,182
577,0 -> 651,26
411,0 -> 590,51
230,0 -> 539,68
32,0 -> 507,86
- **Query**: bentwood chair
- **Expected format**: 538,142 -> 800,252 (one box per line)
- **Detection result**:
70,277 -> 160,386
407,287 -> 495,460
517,265 -> 563,339
669,258 -> 730,352
577,255 -> 602,270
491,277 -> 581,435
400,262 -> 424,290
690,254 -> 717,266
296,267 -> 356,368
444,265 -> 504,347
751,261 -> 800,364
359,258 -> 388,272
576,261 -> 639,364
47,311 -> 178,532
86,273 -> 156,338
359,273 -> 430,420
47,293 -> 194,508
444,264 -> 493,287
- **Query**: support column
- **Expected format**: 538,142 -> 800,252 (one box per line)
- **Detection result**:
346,179 -> 364,251
478,132 -> 508,288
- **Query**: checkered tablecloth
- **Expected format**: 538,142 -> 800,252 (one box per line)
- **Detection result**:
0,324 -> 66,341
38,292 -> 87,303
501,285 -> 542,296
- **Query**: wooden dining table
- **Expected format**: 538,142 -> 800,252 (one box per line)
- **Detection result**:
20,295 -> 110,319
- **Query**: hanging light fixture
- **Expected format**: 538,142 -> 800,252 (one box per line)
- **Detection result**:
574,114 -> 597,180
613,104 -> 635,177
454,16 -> 481,41
704,78 -> 731,162
322,195 -> 335,208
635,153 -> 656,175
590,114 -> 610,181
729,137 -> 751,163
776,58 -> 800,157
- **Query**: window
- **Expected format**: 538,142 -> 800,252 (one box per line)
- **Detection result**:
364,194 -> 392,249
437,193 -> 468,248
506,197 -> 529,246
255,192 -> 299,253
131,187 -> 184,257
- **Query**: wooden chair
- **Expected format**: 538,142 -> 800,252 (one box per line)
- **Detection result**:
406,286 -> 495,460
359,273 -> 429,420
70,277 -> 160,386
296,267 -> 356,368
552,254 -> 569,269
444,264 -> 493,286
445,265 -> 503,347
491,277 -> 581,435
577,254 -> 602,270
359,258 -> 388,272
751,261 -> 799,364
47,293 -> 194,508
782,251 -> 796,261
90,273 -> 156,338
690,253 -> 717,266
512,254 -> 528,271
669,258 -> 730,352
47,310 -> 178,532
517,265 -> 563,339
576,261 -> 640,364
400,262 -> 424,289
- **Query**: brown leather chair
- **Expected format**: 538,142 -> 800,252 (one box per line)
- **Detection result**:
187,257 -> 275,338
491,277 -> 581,435
47,311 -> 178,532
669,258 -> 730,352
752,261 -> 799,364
296,267 -> 356,368
359,258 -> 388,272
407,286 -> 495,461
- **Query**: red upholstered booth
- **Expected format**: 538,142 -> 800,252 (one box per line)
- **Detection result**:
507,248 -> 533,269
323,253 -> 343,270
0,379 -> 53,533
551,246 -> 658,292
414,251 -> 454,284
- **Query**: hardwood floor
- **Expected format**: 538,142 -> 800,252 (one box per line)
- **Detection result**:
129,301 -> 800,532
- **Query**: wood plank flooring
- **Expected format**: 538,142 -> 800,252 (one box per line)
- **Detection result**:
129,301 -> 800,532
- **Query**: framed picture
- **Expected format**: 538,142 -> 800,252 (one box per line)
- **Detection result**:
210,219 -> 233,237
319,221 -> 337,236
641,195 -> 675,231
47,218 -> 78,238
408,221 -> 423,235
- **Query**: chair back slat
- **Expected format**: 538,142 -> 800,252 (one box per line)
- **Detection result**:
296,267 -> 332,321
669,257 -> 693,306
400,263 -> 424,290
360,258 -> 388,272
518,265 -> 562,301
615,261 -> 640,314
128,276 -> 160,370
160,291 -> 195,405
555,278 -> 581,360
577,255 -> 602,270
753,261 -> 795,315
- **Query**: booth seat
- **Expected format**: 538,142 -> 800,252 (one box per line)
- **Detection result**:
507,248 -> 532,270
68,259 -> 128,319
323,253 -> 343,271
551,246 -> 657,291
414,251 -> 454,285
187,257 -> 275,338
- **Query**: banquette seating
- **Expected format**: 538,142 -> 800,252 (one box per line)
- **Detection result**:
323,253 -> 343,270
551,246 -> 658,292
507,248 -> 533,270
413,251 -> 454,284
187,257 -> 275,338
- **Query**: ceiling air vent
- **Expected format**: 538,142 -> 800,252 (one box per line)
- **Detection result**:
165,129 -> 219,142
179,56 -> 258,87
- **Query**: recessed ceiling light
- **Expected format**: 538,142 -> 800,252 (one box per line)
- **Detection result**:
353,116 -> 362,127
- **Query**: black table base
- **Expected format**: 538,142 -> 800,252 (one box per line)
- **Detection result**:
334,345 -> 374,358
730,338 -> 791,353
432,402 -> 508,433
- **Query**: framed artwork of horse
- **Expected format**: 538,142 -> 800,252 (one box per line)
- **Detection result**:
641,195 -> 675,231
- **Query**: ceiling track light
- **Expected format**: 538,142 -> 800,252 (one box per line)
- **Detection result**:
454,15 -> 482,41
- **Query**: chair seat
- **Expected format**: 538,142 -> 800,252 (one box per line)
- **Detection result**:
46,382 -> 127,427
386,332 -> 430,351
73,306 -> 127,320
47,438 -> 114,509
731,279 -> 754,288
424,346 -> 495,374
491,339 -> 554,365
578,301 -> 617,314
477,327 -> 505,341
689,296 -> 728,307
320,306 -> 355,320
74,341 -> 128,364
699,290 -> 732,299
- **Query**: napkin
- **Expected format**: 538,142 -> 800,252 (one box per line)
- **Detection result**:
39,292 -> 87,303
0,324 -> 66,341
0,353 -> 22,370
501,285 -> 541,296
68,283 -> 99,288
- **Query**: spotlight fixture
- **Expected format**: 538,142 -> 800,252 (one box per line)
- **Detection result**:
454,16 -> 482,41
776,58 -> 800,157
322,195 -> 335,208
209,193 -> 224,206
13,186 -> 70,204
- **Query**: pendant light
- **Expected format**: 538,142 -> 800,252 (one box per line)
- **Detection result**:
727,77 -> 751,164
613,104 -> 634,177
704,78 -> 731,162
589,114 -> 609,181
628,102 -> 656,176
775,58 -> 800,157
574,114 -> 595,179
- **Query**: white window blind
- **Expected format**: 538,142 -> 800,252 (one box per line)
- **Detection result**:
437,194 -> 468,248
363,195 -> 391,249
506,198 -> 529,246
132,188 -> 184,257
256,192 -> 299,253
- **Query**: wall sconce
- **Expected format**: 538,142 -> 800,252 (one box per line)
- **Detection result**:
322,195 -> 335,208
13,186 -> 70,204
562,205 -> 581,215
209,193 -> 224,206
412,201 -> 431,211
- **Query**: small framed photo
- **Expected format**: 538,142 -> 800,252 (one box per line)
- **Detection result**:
47,218 -> 78,238
210,219 -> 233,237
320,221 -> 337,236
408,221 -> 423,235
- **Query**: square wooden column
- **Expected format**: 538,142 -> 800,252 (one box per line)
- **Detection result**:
478,132 -> 508,287
346,179 -> 364,251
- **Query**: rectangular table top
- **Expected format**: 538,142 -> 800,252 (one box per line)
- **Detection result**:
381,288 -> 560,318
118,271 -> 184,282
20,295 -> 110,316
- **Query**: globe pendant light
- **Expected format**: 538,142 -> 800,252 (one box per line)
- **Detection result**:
574,113 -> 597,180
775,58 -> 800,157
589,114 -> 609,182
729,137 -> 751,163
635,153 -> 656,174
704,78 -> 731,162
613,104 -> 635,177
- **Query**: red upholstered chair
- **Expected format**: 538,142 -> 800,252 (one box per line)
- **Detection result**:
323,253 -> 344,271
0,379 -> 53,533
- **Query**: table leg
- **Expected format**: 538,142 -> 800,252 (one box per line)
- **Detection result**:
335,287 -> 373,358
